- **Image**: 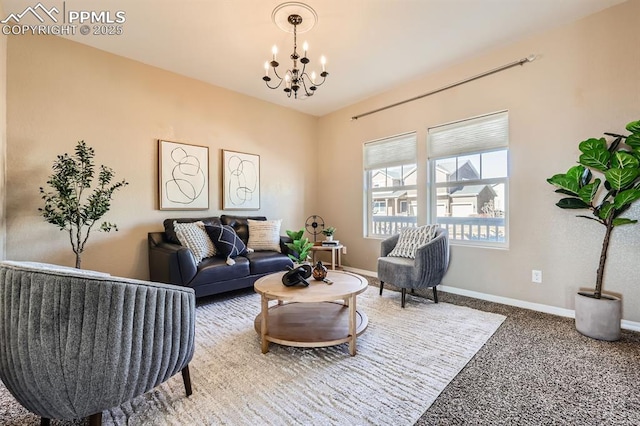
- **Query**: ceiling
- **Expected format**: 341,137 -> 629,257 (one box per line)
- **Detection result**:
1,0 -> 627,116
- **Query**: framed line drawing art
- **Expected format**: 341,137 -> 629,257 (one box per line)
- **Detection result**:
158,140 -> 209,210
222,150 -> 260,210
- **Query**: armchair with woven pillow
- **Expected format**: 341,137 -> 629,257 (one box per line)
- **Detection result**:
148,215 -> 294,298
377,225 -> 450,308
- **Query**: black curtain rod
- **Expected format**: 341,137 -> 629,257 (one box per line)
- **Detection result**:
350,54 -> 537,121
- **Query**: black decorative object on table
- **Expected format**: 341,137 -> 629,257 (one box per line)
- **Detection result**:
282,264 -> 312,287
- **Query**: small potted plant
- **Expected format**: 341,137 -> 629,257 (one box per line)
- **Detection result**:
285,229 -> 313,264
322,226 -> 336,241
547,119 -> 640,341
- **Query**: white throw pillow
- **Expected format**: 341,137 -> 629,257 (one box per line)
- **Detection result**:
247,219 -> 282,252
173,221 -> 217,262
388,225 -> 439,259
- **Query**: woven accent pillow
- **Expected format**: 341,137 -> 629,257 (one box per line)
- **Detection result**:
205,224 -> 248,263
247,219 -> 282,252
388,225 -> 439,259
173,221 -> 217,262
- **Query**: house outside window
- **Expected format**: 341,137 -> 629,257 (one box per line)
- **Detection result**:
364,133 -> 417,237
427,111 -> 509,247
372,200 -> 387,215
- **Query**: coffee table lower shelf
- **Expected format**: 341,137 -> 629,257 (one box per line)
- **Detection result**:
254,301 -> 368,350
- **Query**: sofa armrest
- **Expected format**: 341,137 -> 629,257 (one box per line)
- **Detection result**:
148,232 -> 198,286
380,234 -> 400,257
280,235 -> 293,256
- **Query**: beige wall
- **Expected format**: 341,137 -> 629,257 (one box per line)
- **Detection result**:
317,0 -> 640,322
6,35 -> 318,279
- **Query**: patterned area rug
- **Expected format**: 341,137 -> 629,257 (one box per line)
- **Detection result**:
0,287 -> 505,425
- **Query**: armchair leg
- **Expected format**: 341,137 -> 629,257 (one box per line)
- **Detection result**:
41,419 -> 50,426
88,413 -> 102,426
379,281 -> 384,296
433,286 -> 439,304
182,365 -> 193,396
401,288 -> 406,308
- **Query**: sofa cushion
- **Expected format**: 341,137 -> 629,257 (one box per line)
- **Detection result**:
220,215 -> 266,245
190,256 -> 251,287
388,224 -> 439,259
204,224 -> 248,259
247,219 -> 282,252
164,217 -> 222,245
244,251 -> 293,275
173,221 -> 217,262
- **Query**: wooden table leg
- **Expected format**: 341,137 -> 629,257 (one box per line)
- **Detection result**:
331,249 -> 336,270
348,295 -> 357,356
261,294 -> 269,354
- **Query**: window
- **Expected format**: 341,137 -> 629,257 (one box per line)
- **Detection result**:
364,133 -> 417,237
427,111 -> 509,247
372,200 -> 387,215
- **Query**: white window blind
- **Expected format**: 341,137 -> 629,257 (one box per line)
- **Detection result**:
364,132 -> 416,171
428,111 -> 508,159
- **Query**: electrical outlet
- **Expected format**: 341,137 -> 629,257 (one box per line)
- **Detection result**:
342,246 -> 347,255
531,270 -> 542,283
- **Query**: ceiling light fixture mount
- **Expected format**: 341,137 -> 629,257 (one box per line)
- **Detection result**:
262,2 -> 328,99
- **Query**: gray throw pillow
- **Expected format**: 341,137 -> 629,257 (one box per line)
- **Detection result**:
174,221 -> 217,262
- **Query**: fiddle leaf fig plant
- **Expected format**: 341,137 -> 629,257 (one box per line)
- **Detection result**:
285,229 -> 313,264
547,119 -> 640,299
39,141 -> 128,269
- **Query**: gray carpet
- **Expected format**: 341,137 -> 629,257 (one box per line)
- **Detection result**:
389,280 -> 640,426
2,277 -> 639,425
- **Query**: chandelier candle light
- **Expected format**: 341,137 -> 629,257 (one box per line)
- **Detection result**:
263,2 -> 328,98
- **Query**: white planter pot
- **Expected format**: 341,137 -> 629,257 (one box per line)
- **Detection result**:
574,292 -> 621,341
325,235 -> 333,242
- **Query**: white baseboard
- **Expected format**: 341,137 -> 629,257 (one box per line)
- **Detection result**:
438,285 -> 575,317
342,266 -> 377,277
342,267 -> 640,332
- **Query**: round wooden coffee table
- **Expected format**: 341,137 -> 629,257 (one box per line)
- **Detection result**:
254,270 -> 369,356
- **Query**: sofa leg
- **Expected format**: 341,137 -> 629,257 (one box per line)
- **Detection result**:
379,281 -> 384,296
410,288 -> 415,294
40,419 -> 50,426
182,365 -> 193,396
433,286 -> 439,304
88,412 -> 102,426
401,288 -> 406,308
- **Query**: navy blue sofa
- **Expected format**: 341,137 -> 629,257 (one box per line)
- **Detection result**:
148,215 -> 293,298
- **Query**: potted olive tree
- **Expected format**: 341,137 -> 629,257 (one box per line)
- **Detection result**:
39,141 -> 128,269
547,119 -> 640,340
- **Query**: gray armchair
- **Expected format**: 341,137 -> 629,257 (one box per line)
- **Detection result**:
0,261 -> 196,425
377,227 -> 450,307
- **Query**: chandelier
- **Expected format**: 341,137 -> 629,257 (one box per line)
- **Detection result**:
262,2 -> 329,98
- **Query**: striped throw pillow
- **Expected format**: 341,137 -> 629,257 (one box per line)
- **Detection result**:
174,221 -> 217,262
388,225 -> 439,259
247,219 -> 282,252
